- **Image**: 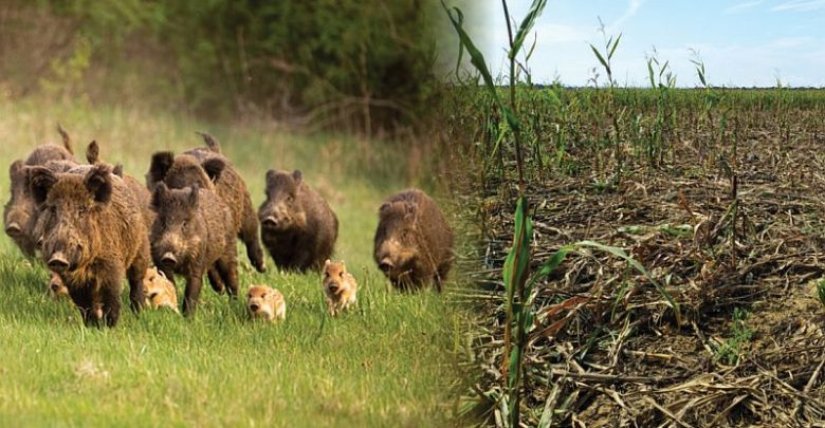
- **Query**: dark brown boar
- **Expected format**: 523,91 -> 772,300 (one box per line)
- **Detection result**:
145,133 -> 266,273
4,129 -> 75,256
150,182 -> 238,315
258,169 -> 338,272
28,164 -> 150,327
374,189 -> 454,291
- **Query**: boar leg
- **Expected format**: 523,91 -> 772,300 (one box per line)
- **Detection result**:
68,286 -> 97,327
434,264 -> 450,293
127,252 -> 150,313
159,265 -> 176,286
207,268 -> 225,294
292,247 -> 315,273
182,268 -> 205,316
240,207 -> 266,273
215,256 -> 239,298
100,278 -> 122,327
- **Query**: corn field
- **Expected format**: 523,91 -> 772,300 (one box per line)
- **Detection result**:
445,1 -> 825,426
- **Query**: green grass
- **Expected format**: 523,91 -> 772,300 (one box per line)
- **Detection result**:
0,97 -> 465,427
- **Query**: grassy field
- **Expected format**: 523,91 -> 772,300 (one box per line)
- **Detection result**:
0,97 -> 466,426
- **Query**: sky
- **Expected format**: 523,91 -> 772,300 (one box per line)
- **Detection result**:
458,0 -> 825,87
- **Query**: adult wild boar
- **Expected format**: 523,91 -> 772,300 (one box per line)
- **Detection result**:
146,133 -> 266,273
258,169 -> 338,272
374,189 -> 454,291
4,126 -> 75,256
28,164 -> 150,326
150,182 -> 238,315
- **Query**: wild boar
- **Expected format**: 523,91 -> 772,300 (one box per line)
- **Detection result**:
143,267 -> 179,313
4,128 -> 75,256
322,259 -> 357,316
374,189 -> 454,291
28,164 -> 150,326
149,182 -> 238,315
47,272 -> 69,298
247,285 -> 286,322
258,169 -> 338,272
146,133 -> 266,273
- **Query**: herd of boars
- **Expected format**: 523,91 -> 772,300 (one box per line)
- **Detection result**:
3,127 -> 455,327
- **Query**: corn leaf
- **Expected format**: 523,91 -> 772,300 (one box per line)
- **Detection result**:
511,0 -> 548,59
590,44 -> 611,76
442,2 -> 501,106
608,33 -> 622,60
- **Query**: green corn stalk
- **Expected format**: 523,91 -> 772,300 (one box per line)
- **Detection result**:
589,22 -> 623,185
646,49 -> 676,166
444,3 -> 682,426
443,1 -> 545,425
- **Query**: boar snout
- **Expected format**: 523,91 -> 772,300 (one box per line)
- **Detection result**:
160,252 -> 178,268
47,252 -> 70,271
378,258 -> 394,273
4,222 -> 21,237
261,215 -> 279,228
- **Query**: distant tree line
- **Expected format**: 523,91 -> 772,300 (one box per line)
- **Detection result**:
0,0 -> 449,133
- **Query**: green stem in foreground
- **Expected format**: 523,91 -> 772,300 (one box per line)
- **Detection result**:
501,0 -> 526,194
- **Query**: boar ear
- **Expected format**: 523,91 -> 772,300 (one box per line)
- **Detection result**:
292,170 -> 303,184
265,169 -> 278,189
151,182 -> 169,209
147,151 -> 174,188
324,259 -> 331,268
28,166 -> 57,205
84,164 -> 113,203
9,160 -> 23,179
113,164 -> 124,177
379,202 -> 391,215
201,158 -> 225,183
187,184 -> 200,207
86,140 -> 100,164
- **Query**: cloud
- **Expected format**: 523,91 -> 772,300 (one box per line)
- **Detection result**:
724,0 -> 765,14
772,0 -> 825,11
653,37 -> 825,87
766,36 -> 815,48
610,0 -> 645,29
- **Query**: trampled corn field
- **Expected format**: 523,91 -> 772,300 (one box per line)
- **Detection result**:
451,83 -> 825,425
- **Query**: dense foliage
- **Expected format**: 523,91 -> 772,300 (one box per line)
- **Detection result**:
0,0 -> 443,131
